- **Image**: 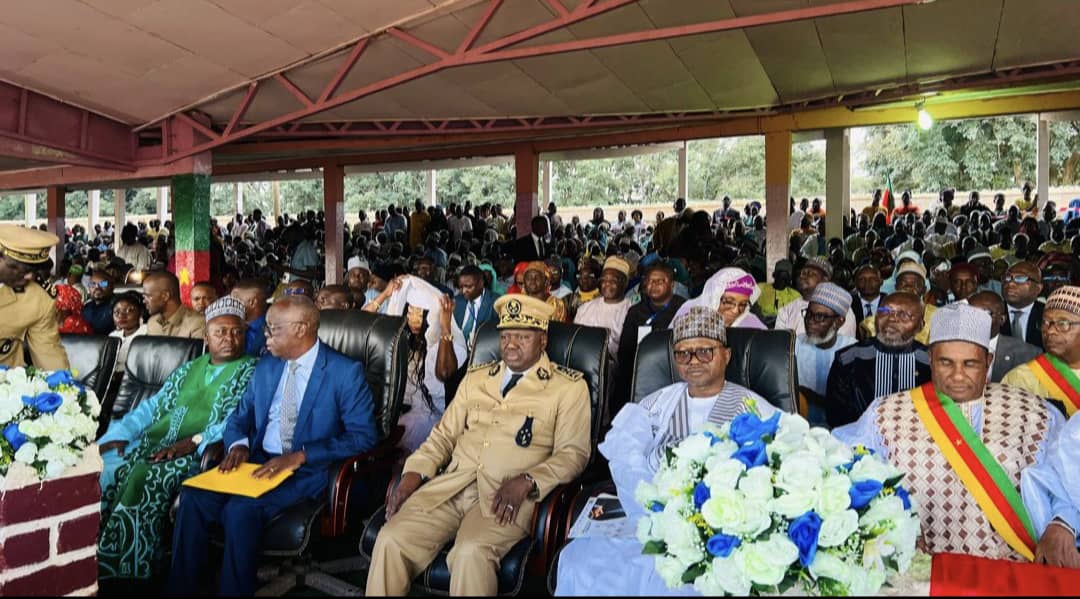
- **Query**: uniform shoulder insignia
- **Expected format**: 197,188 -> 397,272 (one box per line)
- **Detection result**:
553,364 -> 583,381
468,360 -> 498,373
537,367 -> 551,380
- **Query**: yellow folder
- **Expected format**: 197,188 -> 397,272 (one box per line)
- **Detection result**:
182,462 -> 294,498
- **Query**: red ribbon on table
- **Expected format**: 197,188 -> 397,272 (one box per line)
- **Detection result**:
931,553 -> 1080,596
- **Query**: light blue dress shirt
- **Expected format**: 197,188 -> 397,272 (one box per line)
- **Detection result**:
262,342 -> 320,455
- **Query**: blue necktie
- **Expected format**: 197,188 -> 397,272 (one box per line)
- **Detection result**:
463,302 -> 476,342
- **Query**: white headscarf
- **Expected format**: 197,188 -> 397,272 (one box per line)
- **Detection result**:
673,267 -> 761,326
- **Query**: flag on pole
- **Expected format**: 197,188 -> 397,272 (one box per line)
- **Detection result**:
882,172 -> 894,225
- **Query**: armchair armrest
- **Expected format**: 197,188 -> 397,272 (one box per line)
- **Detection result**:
200,441 -> 225,472
322,438 -> 404,537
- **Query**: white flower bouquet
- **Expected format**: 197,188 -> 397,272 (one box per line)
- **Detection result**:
636,401 -> 920,596
0,366 -> 101,480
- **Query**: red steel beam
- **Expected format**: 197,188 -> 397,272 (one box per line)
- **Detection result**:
457,0 -> 504,54
174,111 -> 220,141
224,82 -> 259,136
143,0 -> 922,165
543,0 -> 569,17
318,38 -> 370,103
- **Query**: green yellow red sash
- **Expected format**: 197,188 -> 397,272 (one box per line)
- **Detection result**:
910,383 -> 1037,561
1028,354 -> 1080,416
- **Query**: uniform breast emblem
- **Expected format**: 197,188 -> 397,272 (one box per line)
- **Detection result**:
515,416 -> 534,447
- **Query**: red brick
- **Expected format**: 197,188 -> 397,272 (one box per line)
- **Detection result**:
0,528 -> 50,569
0,473 -> 101,524
0,555 -> 96,596
58,512 -> 100,554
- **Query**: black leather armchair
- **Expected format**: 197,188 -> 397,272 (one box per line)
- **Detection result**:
58,334 -> 120,406
546,327 -> 799,593
360,319 -> 610,596
631,327 -> 798,412
204,310 -> 410,595
108,336 -> 205,422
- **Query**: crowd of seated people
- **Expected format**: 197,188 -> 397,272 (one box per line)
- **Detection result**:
16,182 -> 1080,595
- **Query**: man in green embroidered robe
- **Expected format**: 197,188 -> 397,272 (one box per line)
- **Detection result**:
96,296 -> 256,580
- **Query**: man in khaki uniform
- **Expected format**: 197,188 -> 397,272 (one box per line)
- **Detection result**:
0,225 -> 69,370
366,294 -> 592,596
143,271 -> 205,340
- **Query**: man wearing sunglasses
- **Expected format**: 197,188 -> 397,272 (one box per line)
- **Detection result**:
0,224 -> 69,370
826,291 -> 931,428
555,306 -> 777,596
82,271 -> 117,334
1000,261 -> 1044,349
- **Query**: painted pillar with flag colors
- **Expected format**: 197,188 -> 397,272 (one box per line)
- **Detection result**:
883,172 -> 894,225
171,173 -> 211,305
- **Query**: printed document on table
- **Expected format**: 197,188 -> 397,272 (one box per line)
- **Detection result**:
568,493 -> 634,539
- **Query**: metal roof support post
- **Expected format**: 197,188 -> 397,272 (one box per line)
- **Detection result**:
542,160 -> 553,207
677,141 -> 689,200
425,169 -> 438,207
172,173 -> 211,304
324,163 -> 346,285
1036,115 -> 1050,213
46,186 -> 65,276
24,192 -> 36,228
765,131 -> 792,280
235,182 -> 244,216
514,146 -> 540,238
113,188 -> 126,228
157,186 -> 170,224
824,128 -> 850,241
89,189 -> 100,234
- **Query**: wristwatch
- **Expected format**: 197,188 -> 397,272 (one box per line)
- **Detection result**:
191,433 -> 204,445
522,472 -> 539,499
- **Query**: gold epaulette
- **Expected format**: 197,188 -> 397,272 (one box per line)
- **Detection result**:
553,364 -> 583,381
468,360 -> 502,377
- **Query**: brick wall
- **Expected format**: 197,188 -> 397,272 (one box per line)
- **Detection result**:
0,450 -> 102,596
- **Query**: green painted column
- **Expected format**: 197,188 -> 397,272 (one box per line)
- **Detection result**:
171,173 -> 211,305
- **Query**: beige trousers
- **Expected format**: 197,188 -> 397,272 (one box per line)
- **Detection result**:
365,483 -> 527,596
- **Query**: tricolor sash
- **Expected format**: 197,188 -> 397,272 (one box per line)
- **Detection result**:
910,383 -> 1038,561
1027,354 -> 1080,416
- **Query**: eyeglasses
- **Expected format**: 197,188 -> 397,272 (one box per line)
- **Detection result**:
1002,274 -> 1036,285
263,321 -> 304,337
282,288 -> 308,296
94,280 -> 110,289
719,297 -> 750,312
1043,319 -> 1080,333
673,346 -> 720,365
802,309 -> 839,324
876,305 -> 917,323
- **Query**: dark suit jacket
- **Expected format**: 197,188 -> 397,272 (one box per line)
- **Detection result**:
991,334 -> 1042,383
1000,301 -> 1044,350
224,341 -> 378,479
453,289 -> 497,330
850,293 -> 883,324
506,234 -> 547,263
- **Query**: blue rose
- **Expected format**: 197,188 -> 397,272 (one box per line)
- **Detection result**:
29,392 -> 64,414
0,365 -> 8,371
788,511 -> 823,567
849,479 -> 884,510
45,370 -> 74,388
731,439 -> 768,468
706,533 -> 741,558
693,481 -> 711,510
895,486 -> 912,510
3,422 -> 26,451
729,411 -> 781,446
649,501 -> 665,513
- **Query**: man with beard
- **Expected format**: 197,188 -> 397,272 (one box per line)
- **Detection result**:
1000,261 -> 1044,349
82,270 -> 117,334
774,256 -> 858,338
794,282 -> 856,426
860,262 -> 936,344
826,291 -> 931,427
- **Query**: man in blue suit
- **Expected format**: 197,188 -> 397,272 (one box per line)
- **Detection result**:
451,265 -> 497,358
167,295 -> 378,595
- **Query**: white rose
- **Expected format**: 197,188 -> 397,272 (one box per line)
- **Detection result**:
636,515 -> 657,545
809,551 -> 851,590
849,563 -> 887,595
823,442 -> 854,469
704,457 -> 746,491
859,496 -> 906,528
673,434 -> 712,464
776,451 -> 825,491
778,412 -> 810,439
884,514 -> 921,572
739,466 -> 774,502
14,441 -> 37,464
735,535 -> 797,586
849,455 -> 898,484
0,390 -> 22,422
655,555 -> 688,589
44,459 -> 67,478
818,509 -> 859,547
635,480 -> 661,508
698,555 -> 752,596
707,438 -> 738,459
816,474 -> 853,516
769,489 -> 817,519
663,518 -> 705,567
701,489 -> 771,537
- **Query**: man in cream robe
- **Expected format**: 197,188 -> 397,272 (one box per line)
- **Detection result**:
555,307 -> 778,596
